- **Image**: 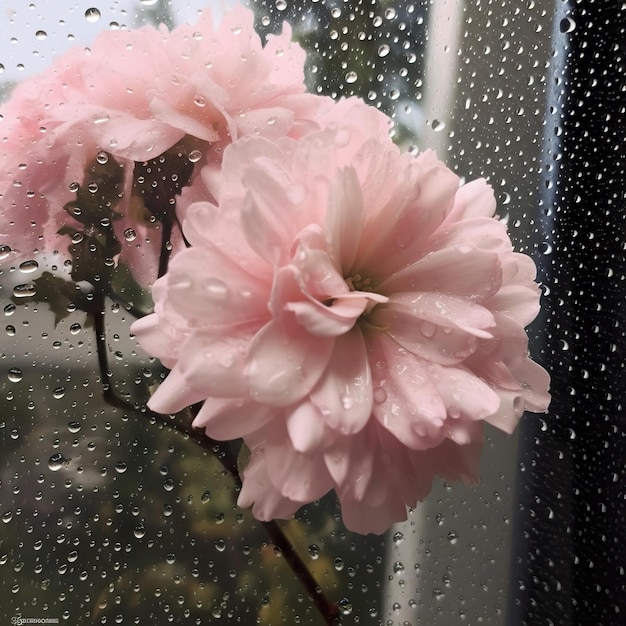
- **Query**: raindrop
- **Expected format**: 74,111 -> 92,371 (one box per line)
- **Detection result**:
114,462 -> 128,474
19,260 -> 39,273
215,539 -> 226,552
7,368 -> 23,383
392,531 -> 404,545
134,526 -> 146,538
48,453 -> 66,471
96,152 -> 109,164
35,30 -> 47,40
275,0 -> 287,10
13,283 -> 36,298
140,0 -> 159,5
6,325 -> 16,336
393,561 -> 404,574
70,323 -> 82,335
307,544 -> 320,560
334,557 -> 345,571
123,228 -> 137,242
188,150 -> 202,163
67,421 -> 81,433
378,44 -> 390,57
431,119 -> 446,131
201,491 -> 211,503
84,8 -> 101,22
447,531 -> 458,544
559,17 -> 576,33
2,511 -> 13,524
53,386 -> 66,399
345,71 -> 358,84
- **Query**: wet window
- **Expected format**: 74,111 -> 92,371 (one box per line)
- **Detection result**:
1,1 -> 624,624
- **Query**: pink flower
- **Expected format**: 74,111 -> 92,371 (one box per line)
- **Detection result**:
132,108 -> 550,534
0,5 -> 325,284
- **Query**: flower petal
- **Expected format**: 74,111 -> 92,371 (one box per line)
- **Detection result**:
369,334 -> 447,449
384,292 -> 496,338
286,400 -> 327,453
326,166 -> 364,273
192,397 -> 277,440
379,246 -> 502,302
309,328 -> 373,434
246,320 -> 334,406
371,305 -> 480,366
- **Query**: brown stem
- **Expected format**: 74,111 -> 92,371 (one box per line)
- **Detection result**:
91,294 -> 341,626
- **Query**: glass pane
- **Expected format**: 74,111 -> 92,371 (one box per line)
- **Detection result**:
1,1 -> 623,625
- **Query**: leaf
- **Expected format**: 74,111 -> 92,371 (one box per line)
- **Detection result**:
10,271 -> 92,326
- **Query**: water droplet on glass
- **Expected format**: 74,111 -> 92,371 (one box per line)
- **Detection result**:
70,323 -> 82,335
447,531 -> 458,544
307,544 -> 320,560
6,325 -> 16,336
68,421 -> 81,433
19,260 -> 39,273
345,71 -> 358,84
378,44 -> 390,57
140,0 -> 159,5
53,386 -> 66,399
48,453 -> 66,471
275,0 -> 287,10
419,321 -> 437,338
2,511 -> 13,524
393,532 -> 404,544
123,228 -> 137,242
114,462 -> 127,474
13,284 -> 36,298
560,17 -> 576,33
201,491 -> 211,503
84,8 -> 101,22
431,119 -> 446,131
96,151 -> 109,164
188,149 -> 202,163
35,30 -> 47,40
334,557 -> 344,571
134,525 -> 146,538
7,368 -> 22,383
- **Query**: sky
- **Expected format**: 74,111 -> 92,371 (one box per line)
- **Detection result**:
0,0 -> 234,83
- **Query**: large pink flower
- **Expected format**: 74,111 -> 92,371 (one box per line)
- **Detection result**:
132,108 -> 550,534
0,5 -> 325,284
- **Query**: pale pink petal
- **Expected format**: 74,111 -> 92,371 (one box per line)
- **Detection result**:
238,450 -> 301,520
369,334 -> 447,449
246,320 -> 334,407
325,166 -> 364,273
379,246 -> 502,302
286,401 -> 327,453
510,357 -> 551,413
147,368 -> 208,414
309,328 -> 373,434
192,397 -> 277,440
485,284 -> 541,327
427,362 -> 501,421
264,425 -> 333,502
383,292 -> 496,338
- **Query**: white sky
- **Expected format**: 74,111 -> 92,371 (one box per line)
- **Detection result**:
0,0 -> 234,82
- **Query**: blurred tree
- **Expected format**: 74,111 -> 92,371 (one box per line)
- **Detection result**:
248,0 -> 429,144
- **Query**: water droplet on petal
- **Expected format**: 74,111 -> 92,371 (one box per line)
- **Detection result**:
419,321 -> 437,338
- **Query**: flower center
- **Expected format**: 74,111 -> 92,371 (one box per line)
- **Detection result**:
345,273 -> 378,293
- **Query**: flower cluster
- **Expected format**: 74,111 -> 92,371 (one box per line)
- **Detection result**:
1,4 -> 549,534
